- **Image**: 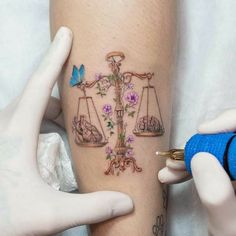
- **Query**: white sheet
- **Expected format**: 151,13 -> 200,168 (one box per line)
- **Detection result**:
1,0 -> 236,235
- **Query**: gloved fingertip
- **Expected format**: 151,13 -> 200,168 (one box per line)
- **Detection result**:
198,121 -> 213,133
112,192 -> 134,216
158,168 -> 168,183
54,26 -> 73,41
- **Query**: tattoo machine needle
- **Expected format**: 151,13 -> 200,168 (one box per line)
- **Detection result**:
157,133 -> 236,180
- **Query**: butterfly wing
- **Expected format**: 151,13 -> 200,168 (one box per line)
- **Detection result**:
70,65 -> 79,87
78,64 -> 85,84
70,64 -> 85,87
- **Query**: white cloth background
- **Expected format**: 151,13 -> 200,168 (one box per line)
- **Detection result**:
1,0 -> 236,235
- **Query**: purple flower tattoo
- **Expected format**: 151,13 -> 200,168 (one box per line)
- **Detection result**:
103,104 -> 112,115
126,149 -> 134,158
95,73 -> 103,81
105,146 -> 113,155
126,135 -> 134,144
127,83 -> 134,90
125,91 -> 139,105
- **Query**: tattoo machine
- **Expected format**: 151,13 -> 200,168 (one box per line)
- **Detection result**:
158,133 -> 236,180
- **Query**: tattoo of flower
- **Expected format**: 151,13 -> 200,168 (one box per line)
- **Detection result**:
105,146 -> 114,160
102,104 -> 115,137
96,82 -> 107,97
103,104 -> 112,115
123,82 -> 134,92
125,148 -> 134,158
126,135 -> 134,146
127,83 -> 134,90
123,91 -> 139,117
95,73 -> 103,81
152,215 -> 165,236
125,91 -> 139,105
95,75 -> 113,97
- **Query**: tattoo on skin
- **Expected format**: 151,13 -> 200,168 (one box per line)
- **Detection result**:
152,215 -> 165,236
162,185 -> 168,210
70,51 -> 164,175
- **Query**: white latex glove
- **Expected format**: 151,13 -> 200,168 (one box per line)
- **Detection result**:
193,110 -> 236,236
0,27 -> 133,236
159,109 -> 236,236
158,145 -> 191,184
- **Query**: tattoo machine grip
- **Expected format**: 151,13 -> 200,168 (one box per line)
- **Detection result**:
184,132 -> 236,180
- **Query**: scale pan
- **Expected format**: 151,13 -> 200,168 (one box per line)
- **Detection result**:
75,141 -> 108,147
133,130 -> 164,137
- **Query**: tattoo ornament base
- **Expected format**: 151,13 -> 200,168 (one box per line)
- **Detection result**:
70,51 -> 164,175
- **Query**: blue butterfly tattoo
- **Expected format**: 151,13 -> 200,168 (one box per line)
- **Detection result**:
70,64 -> 85,87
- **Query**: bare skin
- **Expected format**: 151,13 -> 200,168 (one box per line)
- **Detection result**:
50,1 -> 176,235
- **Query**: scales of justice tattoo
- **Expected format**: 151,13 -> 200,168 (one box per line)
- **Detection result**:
70,51 -> 164,175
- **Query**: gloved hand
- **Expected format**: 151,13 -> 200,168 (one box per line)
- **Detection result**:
158,109 -> 236,236
0,27 -> 133,236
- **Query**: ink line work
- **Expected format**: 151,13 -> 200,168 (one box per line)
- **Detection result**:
70,51 -> 164,175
